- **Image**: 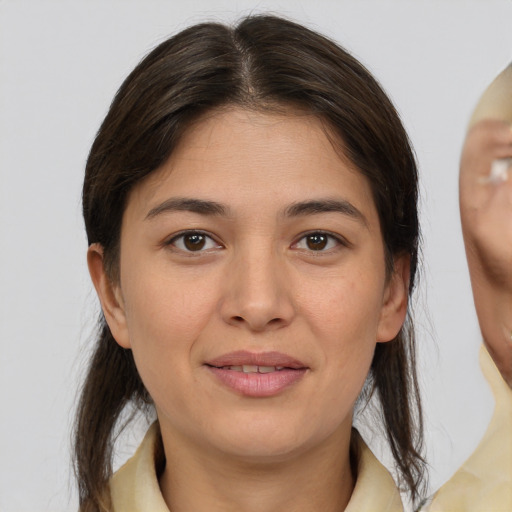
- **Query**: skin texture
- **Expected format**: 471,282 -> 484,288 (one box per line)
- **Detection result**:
460,119 -> 512,387
88,108 -> 409,512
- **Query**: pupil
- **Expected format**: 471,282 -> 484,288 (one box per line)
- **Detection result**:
184,234 -> 205,251
307,234 -> 327,250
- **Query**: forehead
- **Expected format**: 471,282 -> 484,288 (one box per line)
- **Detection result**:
125,107 -> 378,225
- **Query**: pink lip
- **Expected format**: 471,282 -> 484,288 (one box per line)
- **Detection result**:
205,351 -> 308,398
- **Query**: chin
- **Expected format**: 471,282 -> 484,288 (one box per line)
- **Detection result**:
205,413 -> 346,463
217,434 -> 309,462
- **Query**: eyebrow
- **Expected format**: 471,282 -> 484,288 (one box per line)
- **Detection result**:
284,199 -> 368,226
145,196 -> 367,225
145,198 -> 228,219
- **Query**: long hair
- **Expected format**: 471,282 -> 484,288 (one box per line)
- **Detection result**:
75,14 -> 424,511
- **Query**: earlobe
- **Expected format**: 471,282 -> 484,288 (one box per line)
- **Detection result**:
87,243 -> 131,349
376,255 -> 410,343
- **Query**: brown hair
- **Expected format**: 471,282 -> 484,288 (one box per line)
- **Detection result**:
75,14 -> 425,511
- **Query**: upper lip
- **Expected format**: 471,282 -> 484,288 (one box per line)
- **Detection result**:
205,351 -> 307,369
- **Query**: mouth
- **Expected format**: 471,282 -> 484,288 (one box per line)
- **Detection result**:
205,351 -> 308,397
209,365 -> 289,373
205,350 -> 307,370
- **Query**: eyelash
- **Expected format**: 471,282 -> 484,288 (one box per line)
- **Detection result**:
165,230 -> 348,254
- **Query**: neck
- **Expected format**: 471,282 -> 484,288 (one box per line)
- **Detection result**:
158,425 -> 355,512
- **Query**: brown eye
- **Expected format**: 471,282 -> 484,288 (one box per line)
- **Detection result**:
184,233 -> 206,251
306,234 -> 328,251
170,231 -> 220,252
293,232 -> 342,252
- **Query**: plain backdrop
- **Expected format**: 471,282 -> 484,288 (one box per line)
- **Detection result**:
1,1 -> 512,510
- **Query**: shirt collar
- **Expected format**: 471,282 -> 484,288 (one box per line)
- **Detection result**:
110,423 -> 403,511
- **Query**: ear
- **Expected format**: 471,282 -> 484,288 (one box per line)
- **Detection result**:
87,243 -> 131,349
376,254 -> 410,343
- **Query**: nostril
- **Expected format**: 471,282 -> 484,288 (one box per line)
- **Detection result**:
229,315 -> 285,329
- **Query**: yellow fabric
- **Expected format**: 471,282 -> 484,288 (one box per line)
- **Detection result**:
109,425 -> 403,512
110,423 -> 169,512
346,431 -> 404,512
421,346 -> 512,511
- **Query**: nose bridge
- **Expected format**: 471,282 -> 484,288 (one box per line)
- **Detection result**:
221,236 -> 294,331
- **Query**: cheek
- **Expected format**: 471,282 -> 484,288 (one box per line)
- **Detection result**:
120,271 -> 219,431
298,266 -> 384,396
301,265 -> 385,343
119,262 -> 221,391
122,258 -> 220,340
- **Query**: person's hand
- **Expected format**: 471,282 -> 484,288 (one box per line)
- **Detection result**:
460,119 -> 512,386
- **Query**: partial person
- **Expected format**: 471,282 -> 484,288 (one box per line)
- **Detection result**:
420,64 -> 512,511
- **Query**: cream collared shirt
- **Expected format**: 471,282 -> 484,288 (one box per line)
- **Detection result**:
109,425 -> 403,512
419,346 -> 512,511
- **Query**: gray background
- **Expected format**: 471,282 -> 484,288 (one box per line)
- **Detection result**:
1,1 -> 512,510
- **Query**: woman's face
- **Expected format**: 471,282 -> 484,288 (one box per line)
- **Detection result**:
91,108 -> 408,461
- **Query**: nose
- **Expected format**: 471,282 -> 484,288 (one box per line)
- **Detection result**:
220,244 -> 296,332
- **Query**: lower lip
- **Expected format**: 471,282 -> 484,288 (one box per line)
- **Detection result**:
207,367 -> 307,397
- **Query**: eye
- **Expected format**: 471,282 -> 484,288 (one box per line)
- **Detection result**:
293,232 -> 343,252
168,231 -> 221,252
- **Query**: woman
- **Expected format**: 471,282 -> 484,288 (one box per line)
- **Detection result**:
74,14 -> 473,511
75,14 -> 425,511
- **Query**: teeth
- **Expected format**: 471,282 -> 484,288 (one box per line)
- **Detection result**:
242,365 -> 259,373
258,366 -> 275,373
223,365 -> 282,373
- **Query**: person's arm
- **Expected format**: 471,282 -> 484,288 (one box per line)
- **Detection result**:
460,65 -> 512,387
